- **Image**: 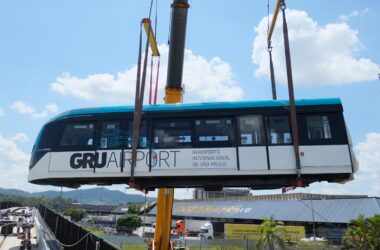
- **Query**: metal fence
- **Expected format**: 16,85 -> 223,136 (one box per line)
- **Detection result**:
38,205 -> 119,250
0,201 -> 22,209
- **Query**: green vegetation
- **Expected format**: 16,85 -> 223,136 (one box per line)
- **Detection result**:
116,204 -> 143,233
117,242 -> 341,250
84,226 -> 105,237
292,241 -> 331,250
121,244 -> 147,250
127,203 -> 142,214
117,214 -> 142,233
256,218 -> 286,250
342,214 -> 380,250
188,246 -> 245,250
0,192 -> 72,211
63,207 -> 86,222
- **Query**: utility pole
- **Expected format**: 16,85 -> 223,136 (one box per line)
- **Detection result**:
310,199 -> 317,240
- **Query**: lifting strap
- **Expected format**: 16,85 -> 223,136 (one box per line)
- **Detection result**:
268,41 -> 277,100
130,21 -> 152,180
267,0 -> 277,100
266,0 -> 302,185
131,0 -> 161,182
153,59 -> 160,104
149,56 -> 161,105
146,0 -> 160,105
280,0 -> 302,182
153,0 -> 160,105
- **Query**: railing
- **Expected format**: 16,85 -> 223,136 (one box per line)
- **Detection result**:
0,201 -> 22,209
38,205 -> 119,250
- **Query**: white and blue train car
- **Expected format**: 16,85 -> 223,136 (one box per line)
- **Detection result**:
28,98 -> 358,189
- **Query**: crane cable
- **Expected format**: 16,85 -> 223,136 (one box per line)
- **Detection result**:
267,0 -> 277,100
131,0 -> 155,181
149,0 -> 160,105
54,232 -> 92,248
38,224 -> 92,248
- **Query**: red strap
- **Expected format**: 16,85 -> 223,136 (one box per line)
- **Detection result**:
153,58 -> 160,104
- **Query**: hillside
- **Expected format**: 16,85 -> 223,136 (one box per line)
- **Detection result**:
0,187 -> 153,205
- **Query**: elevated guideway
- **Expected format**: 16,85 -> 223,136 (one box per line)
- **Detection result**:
0,208 -> 56,250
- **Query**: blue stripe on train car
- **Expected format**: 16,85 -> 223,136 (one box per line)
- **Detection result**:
51,98 -> 342,121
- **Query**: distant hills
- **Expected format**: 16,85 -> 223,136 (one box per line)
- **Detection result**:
0,187 -> 154,205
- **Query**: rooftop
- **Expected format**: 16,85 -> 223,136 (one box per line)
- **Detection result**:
51,98 -> 342,121
149,197 -> 380,224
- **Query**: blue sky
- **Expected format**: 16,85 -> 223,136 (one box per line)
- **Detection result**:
0,0 -> 379,198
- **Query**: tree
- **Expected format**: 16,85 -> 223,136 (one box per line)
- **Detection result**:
63,208 -> 86,222
127,204 -> 141,214
117,214 -> 142,234
343,214 -> 380,250
368,215 -> 380,250
0,192 -> 73,211
256,218 -> 285,250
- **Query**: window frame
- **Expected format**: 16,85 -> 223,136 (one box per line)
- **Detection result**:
193,116 -> 236,148
98,119 -> 129,150
299,112 -> 348,146
237,114 -> 266,146
57,120 -> 98,151
305,115 -> 332,142
266,115 -> 293,146
126,119 -> 151,149
151,118 -> 194,149
36,123 -> 64,150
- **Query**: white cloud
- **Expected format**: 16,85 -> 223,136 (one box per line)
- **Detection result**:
0,134 -> 34,190
252,9 -> 379,86
0,107 -> 4,117
45,103 -> 59,114
51,45 -> 244,104
11,101 -> 34,115
10,101 -> 58,118
339,8 -> 369,22
281,132 -> 380,196
11,133 -> 29,143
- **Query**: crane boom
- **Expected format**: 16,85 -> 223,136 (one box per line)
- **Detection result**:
267,0 -> 281,43
153,1 -> 189,250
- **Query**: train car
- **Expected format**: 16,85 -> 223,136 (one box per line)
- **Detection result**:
28,98 -> 358,189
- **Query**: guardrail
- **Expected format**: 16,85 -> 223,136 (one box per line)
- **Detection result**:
38,205 -> 119,250
0,201 -> 22,209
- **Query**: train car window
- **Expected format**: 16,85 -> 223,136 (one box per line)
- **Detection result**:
99,121 -> 128,149
238,115 -> 265,145
195,118 -> 235,146
153,120 -> 192,148
306,115 -> 332,140
60,123 -> 95,147
127,121 -> 149,149
267,116 -> 292,145
37,123 -> 63,149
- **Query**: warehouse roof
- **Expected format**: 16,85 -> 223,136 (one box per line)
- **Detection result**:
149,198 -> 380,224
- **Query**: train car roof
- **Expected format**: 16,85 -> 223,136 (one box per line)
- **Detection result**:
51,98 -> 342,121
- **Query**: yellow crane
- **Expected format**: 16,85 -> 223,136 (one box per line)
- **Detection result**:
137,1 -> 298,249
153,2 -> 189,249
135,1 -> 189,249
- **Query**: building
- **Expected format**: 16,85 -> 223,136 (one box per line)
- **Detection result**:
238,192 -> 368,201
193,188 -> 251,200
70,203 -> 128,215
149,194 -> 380,243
